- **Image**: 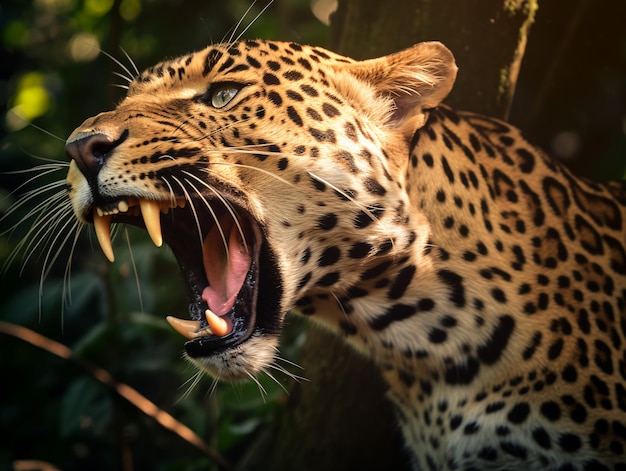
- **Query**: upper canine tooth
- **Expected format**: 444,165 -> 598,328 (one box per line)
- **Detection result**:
93,210 -> 114,262
139,198 -> 163,247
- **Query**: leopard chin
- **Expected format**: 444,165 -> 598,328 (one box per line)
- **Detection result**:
82,192 -> 285,380
187,335 -> 281,381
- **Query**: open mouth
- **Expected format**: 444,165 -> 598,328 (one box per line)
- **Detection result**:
87,196 -> 281,358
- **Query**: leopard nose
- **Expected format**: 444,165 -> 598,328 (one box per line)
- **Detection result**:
65,129 -> 129,179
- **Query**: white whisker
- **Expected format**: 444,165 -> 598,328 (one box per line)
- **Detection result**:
0,168 -> 67,219
245,370 -> 268,398
181,170 -> 249,255
169,176 -> 204,250
1,161 -> 68,176
6,194 -> 72,272
1,181 -> 67,230
207,376 -> 221,397
61,223 -> 85,312
273,354 -> 305,371
330,290 -> 349,322
124,226 -> 144,314
39,215 -> 81,287
191,117 -> 251,141
120,46 -> 140,77
308,170 -> 396,251
6,110 -> 67,142
36,216 -> 82,319
232,1 -> 275,44
100,49 -> 136,84
203,159 -> 295,189
169,119 -> 191,139
308,171 -> 381,217
226,0 -> 257,44
159,177 -> 179,208
260,367 -> 289,394
266,345 -> 307,383
179,176 -> 230,261
177,368 -> 207,402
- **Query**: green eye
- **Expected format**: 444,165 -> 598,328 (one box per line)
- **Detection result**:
211,85 -> 241,108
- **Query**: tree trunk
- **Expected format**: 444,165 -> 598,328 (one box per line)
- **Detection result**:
330,0 -> 537,119
271,325 -> 411,470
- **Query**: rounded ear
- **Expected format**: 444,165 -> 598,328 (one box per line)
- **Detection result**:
337,42 -> 458,127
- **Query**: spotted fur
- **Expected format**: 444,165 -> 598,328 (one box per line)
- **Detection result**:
62,39 -> 626,470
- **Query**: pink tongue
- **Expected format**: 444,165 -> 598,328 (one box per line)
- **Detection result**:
201,219 -> 252,316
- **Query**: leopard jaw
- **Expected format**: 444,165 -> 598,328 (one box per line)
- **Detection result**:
92,197 -> 186,262
92,195 -> 251,340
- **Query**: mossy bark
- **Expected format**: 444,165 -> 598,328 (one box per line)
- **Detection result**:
330,0 -> 538,119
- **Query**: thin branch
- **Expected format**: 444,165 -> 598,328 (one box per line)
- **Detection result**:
0,321 -> 233,471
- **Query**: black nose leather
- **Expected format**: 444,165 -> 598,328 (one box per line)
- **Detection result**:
65,129 -> 129,179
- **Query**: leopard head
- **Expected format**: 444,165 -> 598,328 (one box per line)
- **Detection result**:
64,39 -> 456,380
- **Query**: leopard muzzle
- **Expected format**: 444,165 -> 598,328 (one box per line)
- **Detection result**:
65,130 -> 284,373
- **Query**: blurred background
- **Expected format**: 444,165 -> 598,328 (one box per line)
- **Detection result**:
1,1 -> 625,470
1,2 -> 326,470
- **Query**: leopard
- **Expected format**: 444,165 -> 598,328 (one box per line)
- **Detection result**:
60,39 -> 626,470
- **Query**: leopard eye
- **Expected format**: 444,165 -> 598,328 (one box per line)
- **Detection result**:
210,84 -> 241,108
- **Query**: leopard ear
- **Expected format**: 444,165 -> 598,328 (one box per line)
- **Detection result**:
342,42 -> 458,127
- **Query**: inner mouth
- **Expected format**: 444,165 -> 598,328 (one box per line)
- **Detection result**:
88,196 -> 271,357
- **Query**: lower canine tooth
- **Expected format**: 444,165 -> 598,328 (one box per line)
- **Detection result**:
93,211 -> 114,262
205,309 -> 230,337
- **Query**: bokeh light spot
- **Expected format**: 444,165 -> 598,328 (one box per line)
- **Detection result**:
69,32 -> 101,62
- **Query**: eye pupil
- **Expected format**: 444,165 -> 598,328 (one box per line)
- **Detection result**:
211,86 -> 240,108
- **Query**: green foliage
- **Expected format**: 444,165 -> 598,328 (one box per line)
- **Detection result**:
0,1 -> 324,469
60,377 -> 114,439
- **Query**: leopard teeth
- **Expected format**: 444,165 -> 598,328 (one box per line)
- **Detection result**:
118,200 -> 129,212
93,197 -> 186,261
93,210 -> 114,262
166,316 -> 202,340
166,311 -> 229,339
205,309 -> 230,337
139,198 -> 163,247
96,199 -> 130,217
